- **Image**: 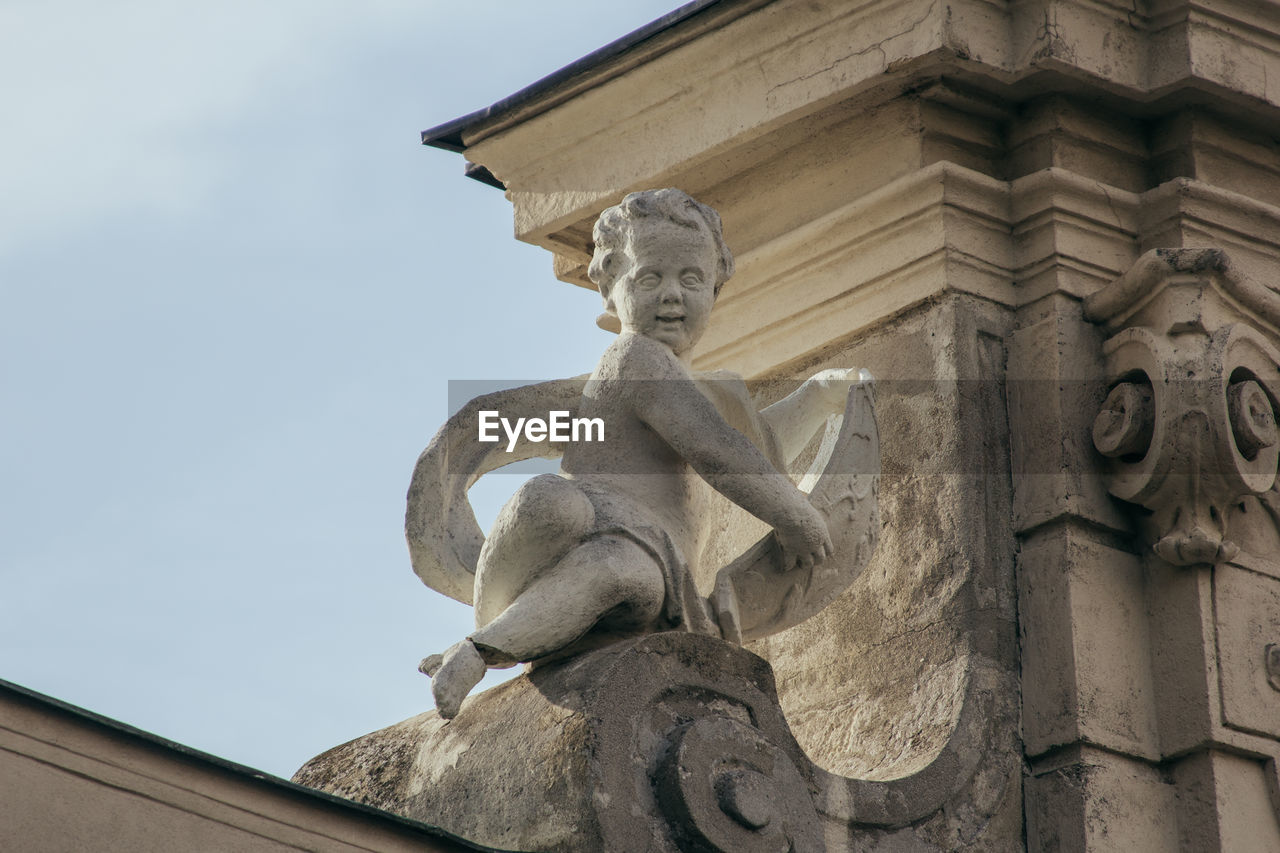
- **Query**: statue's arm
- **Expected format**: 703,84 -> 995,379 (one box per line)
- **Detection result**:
620,337 -> 831,569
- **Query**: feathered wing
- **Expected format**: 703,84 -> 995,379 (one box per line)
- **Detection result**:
404,378 -> 587,606
712,382 -> 880,643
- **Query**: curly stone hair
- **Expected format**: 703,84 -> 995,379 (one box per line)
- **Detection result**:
587,188 -> 734,297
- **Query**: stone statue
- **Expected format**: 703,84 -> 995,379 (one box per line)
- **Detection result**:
408,188 -> 879,719
295,193 -> 938,851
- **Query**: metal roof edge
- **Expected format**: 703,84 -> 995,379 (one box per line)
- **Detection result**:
420,0 -> 731,153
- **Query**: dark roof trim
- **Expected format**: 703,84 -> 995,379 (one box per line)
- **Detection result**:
422,0 -> 728,154
463,161 -> 504,189
0,677 -> 506,852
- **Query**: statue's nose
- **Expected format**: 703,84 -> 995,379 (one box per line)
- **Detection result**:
660,277 -> 682,302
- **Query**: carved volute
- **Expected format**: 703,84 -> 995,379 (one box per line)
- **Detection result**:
1085,249 -> 1280,566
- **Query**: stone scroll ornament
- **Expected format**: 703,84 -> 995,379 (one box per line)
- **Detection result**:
1085,249 -> 1280,566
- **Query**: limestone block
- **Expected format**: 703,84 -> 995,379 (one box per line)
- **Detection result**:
744,297 -> 1017,780
1227,495 -> 1280,578
1024,746 -> 1179,853
1144,558 -> 1218,757
691,162 -> 1012,378
1009,169 -> 1139,303
1007,96 -> 1148,192
1138,181 -> 1280,284
1006,294 -> 1127,535
1215,564 -> 1280,741
298,630 -> 1024,852
1149,111 -> 1280,210
1210,753 -> 1280,853
1017,526 -> 1160,760
444,0 -> 1280,258
740,296 -> 1024,848
1169,750 -> 1280,852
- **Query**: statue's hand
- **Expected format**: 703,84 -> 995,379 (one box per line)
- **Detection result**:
804,367 -> 875,415
775,499 -> 833,572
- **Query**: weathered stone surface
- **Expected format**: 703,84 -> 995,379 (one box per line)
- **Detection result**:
1085,249 -> 1280,567
1025,746 -> 1180,853
1215,565 -> 1280,741
1169,750 -> 1280,851
393,0 -> 1280,848
1018,527 -> 1160,760
295,633 -> 824,853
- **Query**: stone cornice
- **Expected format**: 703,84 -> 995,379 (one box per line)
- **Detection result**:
434,0 -> 1280,240
692,162 -> 1012,377
1084,247 -> 1280,335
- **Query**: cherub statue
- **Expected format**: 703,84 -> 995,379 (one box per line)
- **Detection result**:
409,189 -> 878,719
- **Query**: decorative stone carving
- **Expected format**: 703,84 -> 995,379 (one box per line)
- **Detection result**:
295,189 -> 1036,851
1085,249 -> 1280,566
406,189 -> 880,718
294,633 -> 825,853
293,190 -> 1027,849
294,630 -> 1008,852
1267,644 -> 1280,693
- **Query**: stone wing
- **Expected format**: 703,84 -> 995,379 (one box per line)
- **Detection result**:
713,382 -> 880,643
404,378 -> 586,605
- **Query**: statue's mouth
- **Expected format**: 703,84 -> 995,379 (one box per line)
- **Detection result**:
656,314 -> 684,322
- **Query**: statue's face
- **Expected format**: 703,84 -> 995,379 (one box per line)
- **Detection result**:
610,219 -> 718,355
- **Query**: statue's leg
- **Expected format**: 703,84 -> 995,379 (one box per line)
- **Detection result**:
469,534 -> 666,666
429,535 -> 664,719
473,474 -> 595,627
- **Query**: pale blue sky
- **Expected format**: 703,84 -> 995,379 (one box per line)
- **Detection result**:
1,0 -> 682,779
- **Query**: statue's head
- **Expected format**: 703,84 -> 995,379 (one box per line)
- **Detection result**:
588,189 -> 734,355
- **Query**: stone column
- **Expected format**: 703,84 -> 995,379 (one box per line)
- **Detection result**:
422,1 -> 1280,848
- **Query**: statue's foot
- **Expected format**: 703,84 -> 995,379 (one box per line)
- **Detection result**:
430,639 -> 487,720
418,653 -> 443,677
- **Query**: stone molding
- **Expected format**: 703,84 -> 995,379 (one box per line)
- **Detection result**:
451,0 -> 1280,249
695,168 -> 1280,380
695,162 -> 1011,376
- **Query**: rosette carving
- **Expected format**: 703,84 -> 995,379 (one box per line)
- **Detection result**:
656,716 -> 822,853
569,633 -> 828,853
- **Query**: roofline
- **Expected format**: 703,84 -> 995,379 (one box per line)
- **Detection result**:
421,0 -> 731,156
0,677 -> 504,852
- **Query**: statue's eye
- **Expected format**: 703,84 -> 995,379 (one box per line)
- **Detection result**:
681,273 -> 704,289
637,273 -> 661,289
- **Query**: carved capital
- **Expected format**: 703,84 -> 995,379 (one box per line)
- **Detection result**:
1085,249 -> 1280,566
